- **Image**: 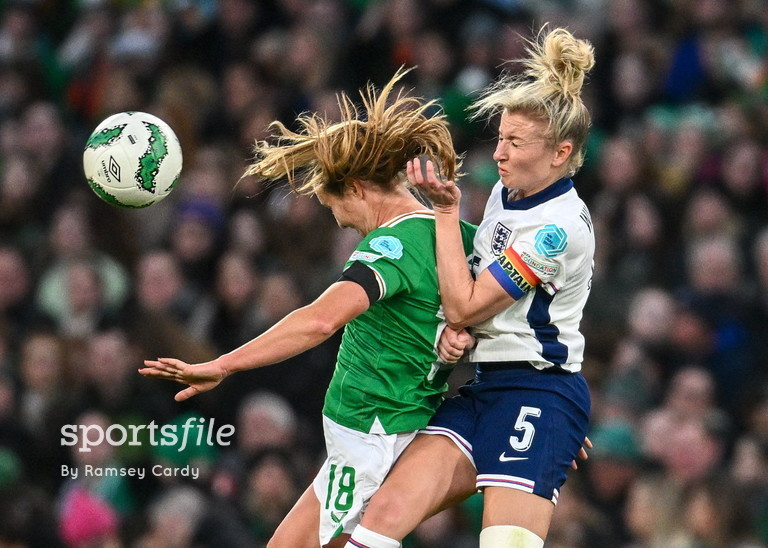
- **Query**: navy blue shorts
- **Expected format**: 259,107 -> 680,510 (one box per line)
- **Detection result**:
422,365 -> 590,504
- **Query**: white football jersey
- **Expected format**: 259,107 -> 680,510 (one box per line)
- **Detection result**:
469,178 -> 594,372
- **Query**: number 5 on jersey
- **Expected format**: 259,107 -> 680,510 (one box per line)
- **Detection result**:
499,406 -> 541,462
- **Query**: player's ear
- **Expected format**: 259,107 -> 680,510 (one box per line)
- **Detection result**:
552,141 -> 573,168
347,179 -> 365,198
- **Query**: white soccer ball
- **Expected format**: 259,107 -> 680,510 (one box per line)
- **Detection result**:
83,111 -> 183,208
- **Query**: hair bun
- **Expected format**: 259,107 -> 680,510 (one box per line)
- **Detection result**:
526,26 -> 595,100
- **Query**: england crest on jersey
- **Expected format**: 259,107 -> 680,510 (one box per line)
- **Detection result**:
491,222 -> 512,256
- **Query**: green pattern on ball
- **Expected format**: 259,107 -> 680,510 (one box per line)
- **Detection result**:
136,122 -> 168,193
85,124 -> 126,149
87,178 -> 152,209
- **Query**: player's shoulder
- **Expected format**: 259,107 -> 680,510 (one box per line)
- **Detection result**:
547,192 -> 591,227
370,209 -> 436,241
358,210 -> 435,260
379,209 -> 436,230
528,189 -> 593,258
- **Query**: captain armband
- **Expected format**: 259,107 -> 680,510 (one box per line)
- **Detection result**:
338,261 -> 381,305
488,248 -> 543,300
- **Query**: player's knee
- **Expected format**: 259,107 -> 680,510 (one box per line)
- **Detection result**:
479,525 -> 544,548
361,490 -> 409,533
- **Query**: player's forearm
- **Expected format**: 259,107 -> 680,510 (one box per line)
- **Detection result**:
435,210 -> 513,328
217,306 -> 338,375
434,209 -> 480,328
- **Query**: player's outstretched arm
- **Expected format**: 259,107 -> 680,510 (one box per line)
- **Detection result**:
139,281 -> 370,401
139,358 -> 225,401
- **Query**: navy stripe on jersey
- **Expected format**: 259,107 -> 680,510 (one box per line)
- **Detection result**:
527,286 -> 568,364
500,178 -> 573,210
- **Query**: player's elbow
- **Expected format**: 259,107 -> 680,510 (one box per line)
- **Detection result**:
290,306 -> 342,343
311,316 -> 340,340
442,305 -> 474,330
443,291 -> 508,328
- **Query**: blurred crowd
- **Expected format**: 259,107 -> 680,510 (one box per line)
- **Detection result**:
0,0 -> 767,546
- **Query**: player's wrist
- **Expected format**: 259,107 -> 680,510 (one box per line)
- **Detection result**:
213,355 -> 235,378
432,203 -> 460,216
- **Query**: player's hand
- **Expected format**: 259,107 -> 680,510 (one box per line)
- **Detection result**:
570,436 -> 593,470
438,326 -> 476,364
407,158 -> 461,214
139,358 -> 226,401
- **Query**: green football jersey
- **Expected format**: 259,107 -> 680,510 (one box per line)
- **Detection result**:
323,210 -> 477,434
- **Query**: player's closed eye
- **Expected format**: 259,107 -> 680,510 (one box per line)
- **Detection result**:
499,136 -> 544,148
498,135 -> 524,147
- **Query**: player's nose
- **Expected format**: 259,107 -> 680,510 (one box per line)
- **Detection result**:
493,142 -> 507,162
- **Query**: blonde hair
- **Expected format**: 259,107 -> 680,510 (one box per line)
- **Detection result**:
472,26 -> 595,177
244,69 -> 459,196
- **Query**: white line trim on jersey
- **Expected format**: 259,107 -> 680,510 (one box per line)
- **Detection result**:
476,474 -> 535,493
365,266 -> 387,301
381,209 -> 435,227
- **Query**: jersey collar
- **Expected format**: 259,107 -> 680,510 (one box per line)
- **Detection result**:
380,209 -> 434,227
500,178 -> 573,210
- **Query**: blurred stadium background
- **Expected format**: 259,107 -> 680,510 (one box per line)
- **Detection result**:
0,0 -> 768,546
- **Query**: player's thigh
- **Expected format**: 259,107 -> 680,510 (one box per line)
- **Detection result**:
315,417 -> 416,543
482,487 -> 554,540
473,376 -> 589,499
268,485 -> 321,548
360,433 -> 477,538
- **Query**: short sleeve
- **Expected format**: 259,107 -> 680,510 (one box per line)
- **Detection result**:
345,232 -> 415,300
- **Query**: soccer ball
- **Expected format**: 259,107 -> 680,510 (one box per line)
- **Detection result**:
83,111 -> 183,208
